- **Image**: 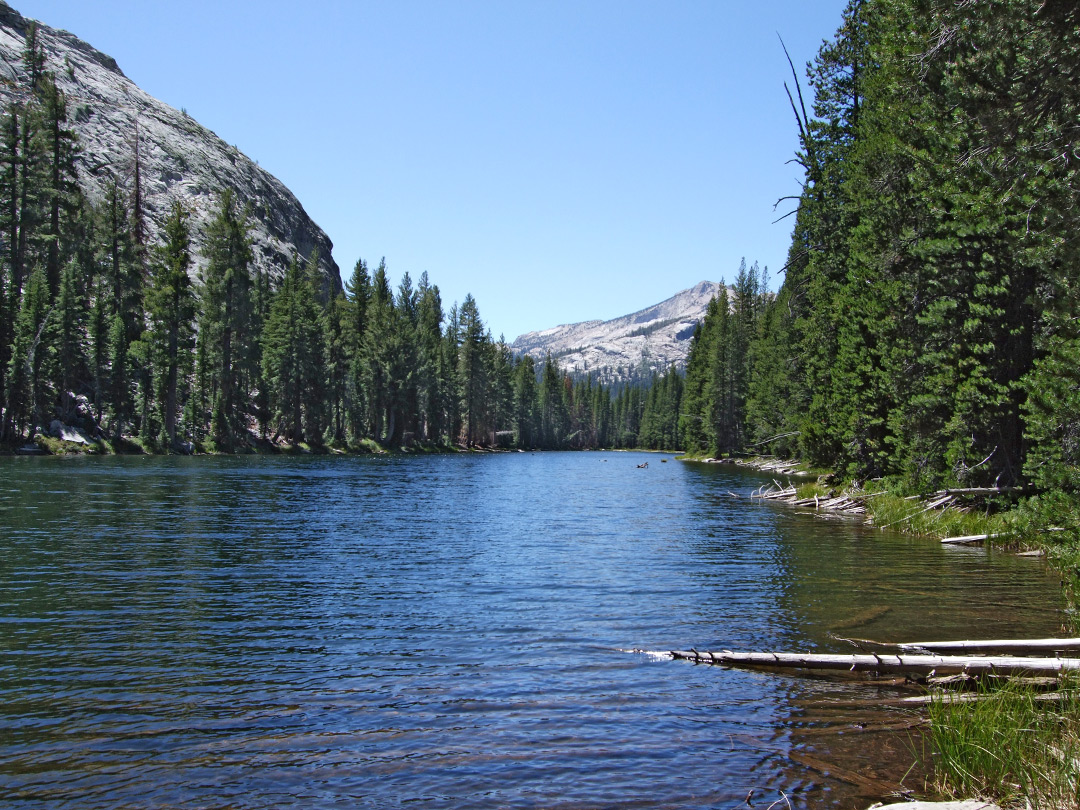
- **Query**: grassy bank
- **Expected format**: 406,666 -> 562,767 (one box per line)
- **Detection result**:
926,678 -> 1080,808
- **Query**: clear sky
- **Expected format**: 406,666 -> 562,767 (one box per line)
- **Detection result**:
16,1 -> 847,341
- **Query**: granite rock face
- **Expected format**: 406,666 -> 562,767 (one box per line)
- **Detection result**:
511,280 -> 726,384
0,2 -> 340,291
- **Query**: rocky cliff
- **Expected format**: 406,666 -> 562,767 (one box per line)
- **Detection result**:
511,280 -> 725,384
0,3 -> 340,290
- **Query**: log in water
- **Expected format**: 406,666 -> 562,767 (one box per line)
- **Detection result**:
671,649 -> 1080,676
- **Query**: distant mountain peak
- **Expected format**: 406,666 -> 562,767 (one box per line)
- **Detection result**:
511,281 -> 725,384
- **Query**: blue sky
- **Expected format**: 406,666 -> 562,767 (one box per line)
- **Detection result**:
17,1 -> 847,341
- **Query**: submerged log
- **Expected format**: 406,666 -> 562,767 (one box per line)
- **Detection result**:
670,649 -> 1080,676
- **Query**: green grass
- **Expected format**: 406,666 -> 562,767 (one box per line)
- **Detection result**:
926,677 -> 1080,809
794,480 -> 830,499
862,490 -> 1014,539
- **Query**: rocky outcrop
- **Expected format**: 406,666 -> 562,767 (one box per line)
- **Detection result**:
511,280 -> 725,384
0,2 -> 340,291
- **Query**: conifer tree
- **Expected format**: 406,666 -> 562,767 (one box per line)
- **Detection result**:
4,264 -> 52,438
105,312 -> 129,440
362,259 -> 395,442
200,188 -> 253,448
262,254 -> 326,444
146,201 -> 195,447
457,294 -> 487,446
344,257 -> 371,440
54,256 -> 88,417
37,75 -> 79,298
512,354 -> 537,448
323,290 -> 349,444
488,337 -> 514,447
415,272 -> 444,442
441,302 -> 462,444
538,354 -> 568,448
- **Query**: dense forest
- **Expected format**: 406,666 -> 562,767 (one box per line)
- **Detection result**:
0,24 -> 690,454
11,0 -> 1074,499
679,0 -> 1080,515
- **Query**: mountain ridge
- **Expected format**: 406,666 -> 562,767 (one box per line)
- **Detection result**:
511,280 -> 723,384
0,2 -> 340,290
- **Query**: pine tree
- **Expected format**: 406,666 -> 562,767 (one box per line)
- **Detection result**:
512,354 -> 538,448
441,302 -> 462,444
37,75 -> 79,298
145,201 -> 196,447
4,264 -> 52,438
538,354 -> 568,449
489,337 -> 514,447
22,22 -> 45,92
262,254 -> 325,444
415,272 -> 444,442
54,256 -> 88,418
323,290 -> 349,445
200,188 -> 253,448
362,259 -> 395,443
457,294 -> 487,446
105,312 -> 129,440
344,257 -> 371,440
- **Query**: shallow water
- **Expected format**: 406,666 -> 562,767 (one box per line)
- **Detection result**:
0,452 -> 1066,808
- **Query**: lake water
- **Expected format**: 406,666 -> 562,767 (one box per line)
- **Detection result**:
0,452 -> 1067,809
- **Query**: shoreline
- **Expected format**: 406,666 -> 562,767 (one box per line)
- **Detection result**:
684,455 -> 1078,809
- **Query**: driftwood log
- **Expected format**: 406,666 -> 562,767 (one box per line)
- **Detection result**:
940,533 -> 1001,545
836,635 -> 1080,656
671,649 -> 1080,676
897,637 -> 1080,655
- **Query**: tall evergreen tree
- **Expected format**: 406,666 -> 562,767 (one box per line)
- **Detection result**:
415,272 -> 444,442
200,188 -> 253,448
145,201 -> 195,447
344,257 -> 371,440
512,353 -> 538,448
457,294 -> 487,446
262,253 -> 326,444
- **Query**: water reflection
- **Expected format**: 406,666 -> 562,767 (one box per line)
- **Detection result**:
0,453 -> 1066,809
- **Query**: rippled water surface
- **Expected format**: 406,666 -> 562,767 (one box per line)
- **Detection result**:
0,452 -> 1067,808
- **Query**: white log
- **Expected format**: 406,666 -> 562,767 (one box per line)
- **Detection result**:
898,637 -> 1080,655
901,691 -> 1073,705
670,649 -> 1080,675
941,533 -> 1001,545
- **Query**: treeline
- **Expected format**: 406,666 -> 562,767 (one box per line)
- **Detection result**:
680,0 -> 1080,500
0,24 -> 690,453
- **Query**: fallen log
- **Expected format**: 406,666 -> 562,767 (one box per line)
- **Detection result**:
670,649 -> 1080,676
898,637 -> 1080,655
930,486 -> 1033,498
836,635 -> 1080,656
901,690 -> 1077,705
940,533 -> 1001,545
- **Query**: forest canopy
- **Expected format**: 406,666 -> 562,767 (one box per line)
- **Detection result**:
678,0 -> 1080,501
0,24 -> 684,453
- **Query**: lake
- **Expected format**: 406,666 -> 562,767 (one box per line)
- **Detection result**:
0,452 -> 1066,808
